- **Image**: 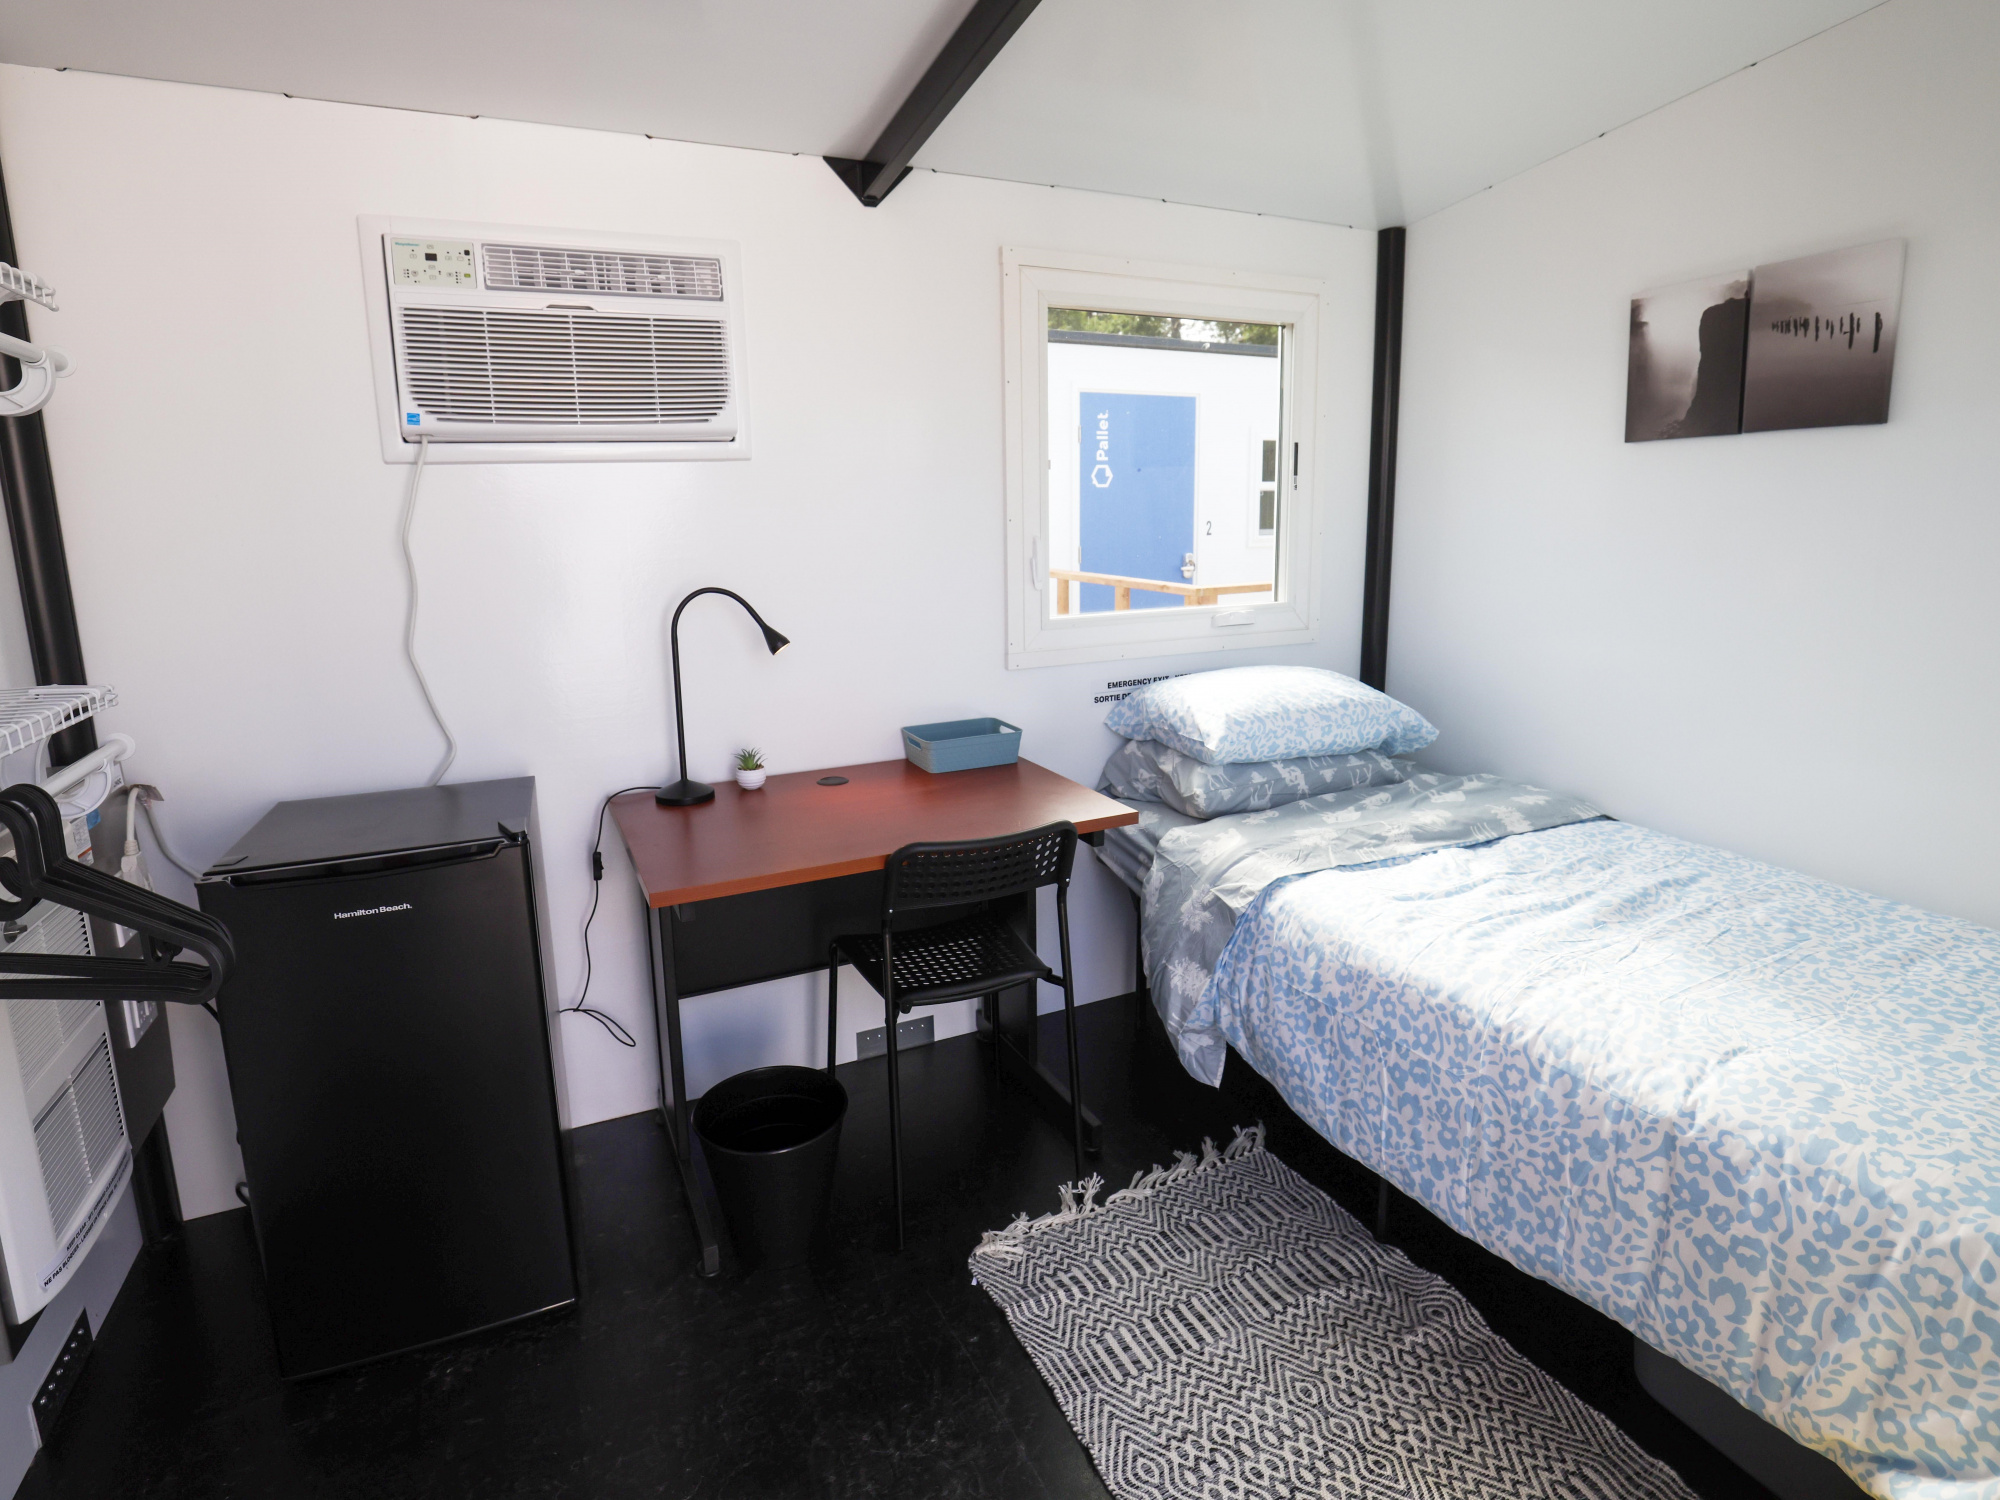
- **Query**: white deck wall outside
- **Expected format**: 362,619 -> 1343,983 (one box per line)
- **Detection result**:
1046,341 -> 1280,612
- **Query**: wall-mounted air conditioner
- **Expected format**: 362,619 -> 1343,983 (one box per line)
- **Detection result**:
0,687 -> 130,1328
0,904 -> 126,1327
359,218 -> 748,464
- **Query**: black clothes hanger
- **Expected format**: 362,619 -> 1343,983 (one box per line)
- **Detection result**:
0,784 -> 232,1006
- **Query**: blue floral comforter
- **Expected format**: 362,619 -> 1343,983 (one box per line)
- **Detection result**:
1168,815 -> 2000,1498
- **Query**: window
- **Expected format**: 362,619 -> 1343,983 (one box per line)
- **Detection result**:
1003,249 -> 1323,668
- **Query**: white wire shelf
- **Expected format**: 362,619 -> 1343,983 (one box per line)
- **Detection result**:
0,686 -> 117,758
0,263 -> 57,311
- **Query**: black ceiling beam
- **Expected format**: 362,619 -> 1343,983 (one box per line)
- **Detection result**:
826,0 -> 1044,206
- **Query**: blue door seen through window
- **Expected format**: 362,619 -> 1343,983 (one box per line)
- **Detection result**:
1078,392 -> 1195,612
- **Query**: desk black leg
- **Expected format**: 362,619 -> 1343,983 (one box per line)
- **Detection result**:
647,903 -> 724,1278
989,895 -> 1102,1157
990,1004 -> 1103,1157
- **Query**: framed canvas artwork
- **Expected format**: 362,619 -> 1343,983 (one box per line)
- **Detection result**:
1626,239 -> 1904,441
1626,274 -> 1750,441
1742,240 -> 1905,432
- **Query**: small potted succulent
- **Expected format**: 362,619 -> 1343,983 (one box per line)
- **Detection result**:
733,748 -> 767,791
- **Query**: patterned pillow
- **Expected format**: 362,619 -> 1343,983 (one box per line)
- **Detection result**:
1099,738 -> 1409,818
1104,666 -> 1437,766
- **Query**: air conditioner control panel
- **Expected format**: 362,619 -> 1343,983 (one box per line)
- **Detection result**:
389,238 -> 476,289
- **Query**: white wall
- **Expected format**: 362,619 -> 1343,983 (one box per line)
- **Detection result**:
0,65 -> 1377,1217
0,583 -> 29,691
1391,0 -> 2000,927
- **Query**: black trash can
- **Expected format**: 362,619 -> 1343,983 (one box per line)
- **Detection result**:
692,1065 -> 848,1268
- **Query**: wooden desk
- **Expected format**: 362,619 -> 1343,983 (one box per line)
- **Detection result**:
611,757 -> 1135,1276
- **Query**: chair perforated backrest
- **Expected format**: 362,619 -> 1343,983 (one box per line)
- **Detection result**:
882,821 -> 1077,919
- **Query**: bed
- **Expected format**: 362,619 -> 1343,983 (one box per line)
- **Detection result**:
1090,668 -> 2000,1500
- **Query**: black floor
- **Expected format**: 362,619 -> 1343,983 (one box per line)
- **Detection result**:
21,996 -> 1777,1499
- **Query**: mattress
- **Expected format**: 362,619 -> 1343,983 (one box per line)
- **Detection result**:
1175,815 -> 2000,1499
1091,798 -> 1200,895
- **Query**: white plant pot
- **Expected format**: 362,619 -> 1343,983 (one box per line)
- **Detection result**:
734,768 -> 767,790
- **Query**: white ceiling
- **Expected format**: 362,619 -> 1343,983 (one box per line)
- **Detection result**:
921,0 -> 1886,224
0,0 -> 978,162
0,0 -> 1884,227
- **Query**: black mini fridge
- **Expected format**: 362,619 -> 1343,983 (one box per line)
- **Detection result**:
198,778 -> 575,1378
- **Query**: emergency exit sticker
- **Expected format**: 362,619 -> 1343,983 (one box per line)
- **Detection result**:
1094,674 -> 1179,707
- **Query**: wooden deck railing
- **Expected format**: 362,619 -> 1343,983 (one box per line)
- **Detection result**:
1049,569 -> 1272,613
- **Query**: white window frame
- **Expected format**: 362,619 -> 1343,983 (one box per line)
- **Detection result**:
1003,247 -> 1324,670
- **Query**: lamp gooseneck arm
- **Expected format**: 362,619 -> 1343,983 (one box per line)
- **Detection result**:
670,596 -> 691,787
668,587 -> 787,786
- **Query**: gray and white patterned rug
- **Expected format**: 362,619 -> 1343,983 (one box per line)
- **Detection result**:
971,1128 -> 1696,1500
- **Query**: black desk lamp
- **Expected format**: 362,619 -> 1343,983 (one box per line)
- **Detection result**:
658,587 -> 790,806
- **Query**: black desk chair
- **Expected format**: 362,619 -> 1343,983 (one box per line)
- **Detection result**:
828,820 -> 1083,1247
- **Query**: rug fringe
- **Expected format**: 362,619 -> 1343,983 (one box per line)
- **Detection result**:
972,1124 -> 1264,1259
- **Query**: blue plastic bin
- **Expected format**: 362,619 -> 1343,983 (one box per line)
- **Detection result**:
901,717 -> 1022,774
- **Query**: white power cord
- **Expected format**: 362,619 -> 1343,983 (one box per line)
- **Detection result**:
118,785 -> 155,890
135,792 -> 201,882
112,784 -> 156,947
400,435 -> 457,786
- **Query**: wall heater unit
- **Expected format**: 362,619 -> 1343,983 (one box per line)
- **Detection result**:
0,687 -> 130,1327
359,217 -> 748,464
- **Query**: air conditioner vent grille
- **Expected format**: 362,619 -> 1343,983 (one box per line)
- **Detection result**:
481,243 -> 723,300
399,307 -> 730,426
75,1038 -> 124,1181
34,1038 -> 125,1238
9,1000 -> 62,1089
33,1091 -> 87,1238
8,902 -> 99,1089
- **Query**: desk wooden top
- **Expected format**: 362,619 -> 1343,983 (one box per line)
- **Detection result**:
610,758 -> 1137,909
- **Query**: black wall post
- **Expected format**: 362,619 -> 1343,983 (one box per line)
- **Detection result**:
0,153 -> 95,766
1359,226 -> 1406,692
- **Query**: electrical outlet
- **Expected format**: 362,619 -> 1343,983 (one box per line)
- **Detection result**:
855,1016 -> 935,1060
32,1312 -> 92,1443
